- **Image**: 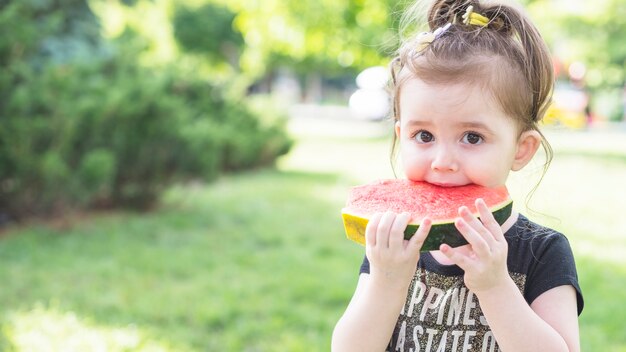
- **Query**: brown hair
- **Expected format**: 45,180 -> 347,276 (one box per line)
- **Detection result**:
389,0 -> 554,179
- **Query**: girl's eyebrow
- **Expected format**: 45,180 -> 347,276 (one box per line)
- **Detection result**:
404,120 -> 495,134
458,122 -> 496,135
404,120 -> 432,127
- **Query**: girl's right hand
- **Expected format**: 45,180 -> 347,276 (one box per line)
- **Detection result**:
365,211 -> 432,290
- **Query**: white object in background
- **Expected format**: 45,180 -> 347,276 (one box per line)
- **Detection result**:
349,66 -> 390,120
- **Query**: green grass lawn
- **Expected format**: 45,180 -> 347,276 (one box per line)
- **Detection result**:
0,118 -> 625,351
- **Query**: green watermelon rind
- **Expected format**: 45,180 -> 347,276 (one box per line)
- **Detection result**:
409,201 -> 513,251
342,200 -> 513,252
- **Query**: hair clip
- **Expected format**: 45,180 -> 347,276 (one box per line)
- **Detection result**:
463,5 -> 489,27
415,31 -> 436,52
433,23 -> 452,39
413,23 -> 452,54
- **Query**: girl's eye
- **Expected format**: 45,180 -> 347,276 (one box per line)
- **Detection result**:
414,130 -> 434,143
462,132 -> 483,145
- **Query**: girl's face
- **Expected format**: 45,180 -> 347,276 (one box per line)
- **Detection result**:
396,78 -> 539,188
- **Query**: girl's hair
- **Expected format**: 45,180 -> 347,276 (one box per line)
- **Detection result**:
389,0 -> 554,183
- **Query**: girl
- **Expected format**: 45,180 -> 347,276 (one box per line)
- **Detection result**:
332,1 -> 584,351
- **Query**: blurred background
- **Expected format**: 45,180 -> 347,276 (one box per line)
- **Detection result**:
0,0 -> 625,350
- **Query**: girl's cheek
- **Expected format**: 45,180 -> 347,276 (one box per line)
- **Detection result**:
467,166 -> 505,188
403,162 -> 428,181
401,153 -> 427,169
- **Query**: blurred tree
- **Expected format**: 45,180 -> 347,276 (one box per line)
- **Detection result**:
0,0 -> 292,219
527,0 -> 626,120
529,0 -> 626,88
220,0 -> 404,100
89,0 -> 244,89
2,0 -> 106,62
0,0 -> 109,217
173,3 -> 243,67
90,0 -> 405,100
88,0 -> 626,97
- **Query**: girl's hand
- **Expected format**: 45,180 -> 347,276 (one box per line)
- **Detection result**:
366,211 -> 431,290
440,198 -> 511,294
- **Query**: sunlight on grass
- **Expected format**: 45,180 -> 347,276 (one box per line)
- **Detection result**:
3,305 -> 173,351
278,117 -> 397,183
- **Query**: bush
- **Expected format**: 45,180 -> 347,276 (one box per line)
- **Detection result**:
0,22 -> 292,219
0,0 -> 291,218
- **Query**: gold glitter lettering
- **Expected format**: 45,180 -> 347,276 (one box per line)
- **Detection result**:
424,328 -> 438,351
481,331 -> 496,352
462,291 -> 477,326
446,287 -> 467,325
462,330 -> 477,351
412,325 -> 424,352
436,290 -> 453,325
386,270 -> 529,351
479,315 -> 488,326
451,330 -> 464,350
420,287 -> 445,321
397,320 -> 407,352
435,330 -> 448,352
407,281 -> 427,318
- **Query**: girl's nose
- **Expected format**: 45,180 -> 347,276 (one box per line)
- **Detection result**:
431,146 -> 458,172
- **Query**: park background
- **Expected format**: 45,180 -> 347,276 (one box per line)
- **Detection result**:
1,0 -> 625,350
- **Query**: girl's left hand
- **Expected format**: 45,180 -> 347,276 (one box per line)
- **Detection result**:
440,198 -> 511,294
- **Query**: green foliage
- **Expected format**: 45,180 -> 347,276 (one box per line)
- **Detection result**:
0,57 -> 292,216
526,0 -> 626,121
528,0 -> 626,89
0,1 -> 292,218
214,0 -> 403,78
91,0 -> 626,96
173,3 -> 243,63
94,0 -> 626,104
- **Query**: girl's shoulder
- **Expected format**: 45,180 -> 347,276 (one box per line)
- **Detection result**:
505,213 -> 577,282
506,214 -> 584,315
505,214 -> 571,251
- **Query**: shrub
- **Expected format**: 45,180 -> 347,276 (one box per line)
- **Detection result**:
0,47 -> 291,219
0,1 -> 292,220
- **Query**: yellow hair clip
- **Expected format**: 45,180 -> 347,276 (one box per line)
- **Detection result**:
463,5 -> 489,27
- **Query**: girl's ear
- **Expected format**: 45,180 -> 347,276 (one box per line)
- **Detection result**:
512,130 -> 541,171
395,121 -> 401,138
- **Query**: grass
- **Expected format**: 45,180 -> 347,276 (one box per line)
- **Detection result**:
0,117 -> 625,351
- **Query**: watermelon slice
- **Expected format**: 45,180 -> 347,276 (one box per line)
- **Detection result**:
341,179 -> 513,251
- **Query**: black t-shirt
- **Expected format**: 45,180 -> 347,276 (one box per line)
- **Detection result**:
359,214 -> 584,352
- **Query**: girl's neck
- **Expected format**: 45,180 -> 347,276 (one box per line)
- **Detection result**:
429,211 -> 519,266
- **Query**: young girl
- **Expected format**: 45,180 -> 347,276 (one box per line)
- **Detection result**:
332,1 -> 584,351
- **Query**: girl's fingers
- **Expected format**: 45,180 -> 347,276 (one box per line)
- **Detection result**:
365,212 -> 383,247
476,198 -> 505,242
389,212 -> 411,249
455,216 -> 491,257
409,217 -> 432,251
440,244 -> 471,271
459,205 -> 497,249
376,211 -> 397,248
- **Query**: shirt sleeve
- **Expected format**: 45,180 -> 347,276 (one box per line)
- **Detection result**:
359,255 -> 370,274
524,232 -> 584,315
